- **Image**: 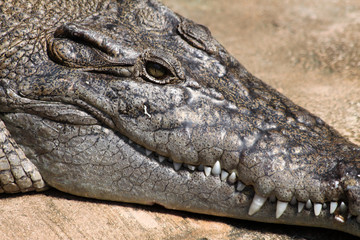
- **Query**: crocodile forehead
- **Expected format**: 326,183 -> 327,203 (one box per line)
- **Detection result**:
1,0 -> 360,237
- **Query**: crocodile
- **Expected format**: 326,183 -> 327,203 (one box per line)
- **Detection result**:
1,0 -> 360,237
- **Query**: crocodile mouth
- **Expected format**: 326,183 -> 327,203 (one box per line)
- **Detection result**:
4,90 -> 359,221
136,141 -> 355,223
1,95 -> 360,236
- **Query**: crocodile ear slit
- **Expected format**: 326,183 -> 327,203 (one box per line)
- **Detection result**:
52,23 -> 118,57
48,23 -> 137,69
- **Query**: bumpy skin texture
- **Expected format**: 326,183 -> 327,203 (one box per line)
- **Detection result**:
1,0 -> 360,237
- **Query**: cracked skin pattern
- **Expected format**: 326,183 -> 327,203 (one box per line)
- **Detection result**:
0,0 -> 360,238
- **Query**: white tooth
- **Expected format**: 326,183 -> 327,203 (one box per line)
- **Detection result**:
204,166 -> 211,176
248,194 -> 267,216
314,203 -> 322,216
330,202 -> 338,214
187,165 -> 196,171
290,196 -> 297,205
211,161 -> 221,176
347,213 -> 352,219
220,170 -> 229,181
340,202 -> 347,213
305,199 -> 312,210
298,202 -> 305,213
158,156 -> 165,162
236,181 -> 246,191
197,164 -> 204,171
228,172 -> 237,183
276,200 -> 289,218
322,203 -> 327,209
334,215 -> 345,223
145,150 -> 152,156
173,162 -> 182,171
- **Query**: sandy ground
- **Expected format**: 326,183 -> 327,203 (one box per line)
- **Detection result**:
1,0 -> 360,239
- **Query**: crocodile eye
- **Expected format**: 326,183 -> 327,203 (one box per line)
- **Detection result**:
145,61 -> 168,79
139,50 -> 184,84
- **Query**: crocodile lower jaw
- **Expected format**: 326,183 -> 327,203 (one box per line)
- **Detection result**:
138,143 -> 356,222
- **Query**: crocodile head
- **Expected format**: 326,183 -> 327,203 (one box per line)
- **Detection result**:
1,0 -> 360,236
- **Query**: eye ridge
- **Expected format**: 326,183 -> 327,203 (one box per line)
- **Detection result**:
145,61 -> 170,80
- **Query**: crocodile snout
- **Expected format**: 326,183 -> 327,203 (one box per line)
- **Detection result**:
340,156 -> 360,221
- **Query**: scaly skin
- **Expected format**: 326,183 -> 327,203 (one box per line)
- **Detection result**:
1,0 -> 360,237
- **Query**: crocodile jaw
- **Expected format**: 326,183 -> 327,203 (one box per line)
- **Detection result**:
2,111 -> 360,236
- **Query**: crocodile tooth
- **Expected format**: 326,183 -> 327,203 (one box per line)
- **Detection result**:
197,164 -> 204,171
204,166 -> 211,176
211,161 -> 221,176
248,194 -> 267,216
314,203 -> 322,216
335,215 -> 345,223
236,181 -> 246,191
173,162 -> 182,171
145,150 -> 152,156
128,140 -> 133,144
220,170 -> 229,181
276,200 -> 288,218
322,203 -> 327,209
228,172 -> 237,183
187,165 -> 196,171
305,199 -> 312,210
298,202 -> 305,213
339,202 -> 347,213
330,202 -> 338,214
158,156 -> 165,162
